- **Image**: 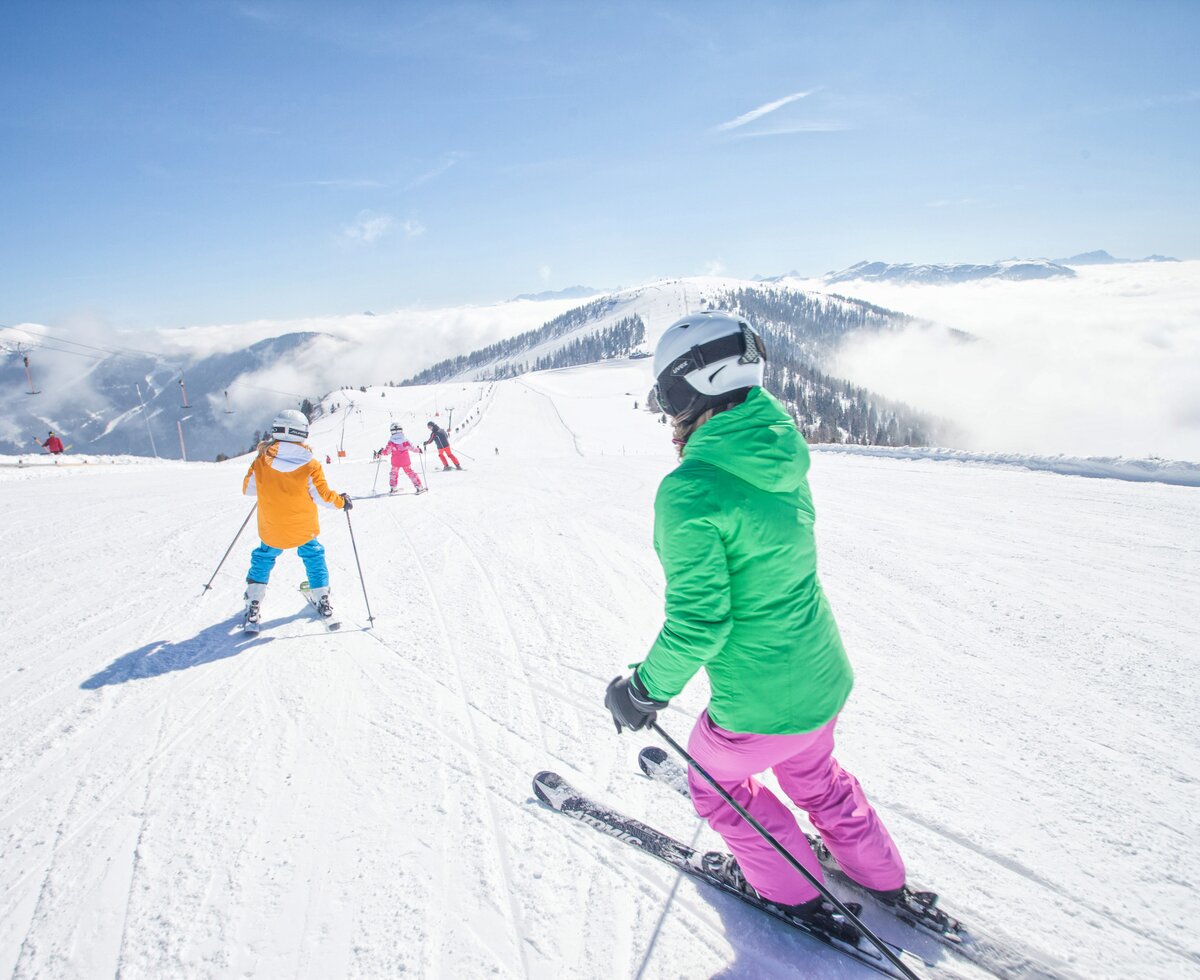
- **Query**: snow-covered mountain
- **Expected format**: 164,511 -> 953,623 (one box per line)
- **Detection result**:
3,278 -> 948,459
6,260 -> 1196,463
1054,249 -> 1179,265
401,280 -> 944,447
2,364 -> 1195,978
825,259 -> 1076,285
0,332 -> 325,461
510,285 -> 604,302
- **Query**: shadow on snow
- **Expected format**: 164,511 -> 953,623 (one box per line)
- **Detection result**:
79,611 -> 308,689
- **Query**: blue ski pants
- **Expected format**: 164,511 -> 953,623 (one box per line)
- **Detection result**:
246,538 -> 329,588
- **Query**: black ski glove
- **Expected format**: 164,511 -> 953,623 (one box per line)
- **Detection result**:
341,493 -> 354,510
605,672 -> 668,734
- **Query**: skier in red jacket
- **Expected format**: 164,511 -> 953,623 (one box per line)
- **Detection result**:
41,431 -> 64,454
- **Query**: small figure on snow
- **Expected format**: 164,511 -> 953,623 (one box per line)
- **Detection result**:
40,431 -> 64,454
424,421 -> 461,470
240,409 -> 350,631
605,311 -> 908,930
377,424 -> 424,495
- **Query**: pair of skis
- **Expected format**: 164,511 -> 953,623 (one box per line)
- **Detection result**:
533,749 -> 1057,979
241,582 -> 341,634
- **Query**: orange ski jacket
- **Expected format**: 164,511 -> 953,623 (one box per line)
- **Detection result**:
243,441 -> 345,549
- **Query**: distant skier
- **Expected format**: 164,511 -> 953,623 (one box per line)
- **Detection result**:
377,423 -> 424,494
605,311 -> 907,935
240,409 -> 351,631
424,421 -> 461,470
40,431 -> 64,454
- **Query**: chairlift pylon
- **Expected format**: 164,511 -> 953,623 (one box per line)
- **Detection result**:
21,351 -> 41,395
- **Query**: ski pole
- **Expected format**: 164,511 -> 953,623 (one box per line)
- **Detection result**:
344,507 -> 375,626
650,721 -> 920,980
201,503 -> 257,595
419,447 -> 428,490
372,455 -> 383,493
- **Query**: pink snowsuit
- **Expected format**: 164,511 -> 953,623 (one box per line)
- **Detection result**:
379,434 -> 422,491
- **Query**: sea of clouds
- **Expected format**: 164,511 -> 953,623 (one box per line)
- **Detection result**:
814,261 -> 1200,462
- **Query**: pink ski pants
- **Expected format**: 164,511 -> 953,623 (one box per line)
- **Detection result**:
687,710 -> 905,905
390,463 -> 421,489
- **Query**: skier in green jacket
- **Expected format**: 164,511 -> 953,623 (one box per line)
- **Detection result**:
605,311 -> 907,930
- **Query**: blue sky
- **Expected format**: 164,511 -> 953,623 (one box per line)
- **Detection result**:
2,0 -> 1197,328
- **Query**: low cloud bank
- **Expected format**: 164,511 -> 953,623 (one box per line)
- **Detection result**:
153,298 -> 584,424
818,262 -> 1200,462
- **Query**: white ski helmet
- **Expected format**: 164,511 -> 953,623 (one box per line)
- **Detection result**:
271,408 -> 309,443
390,423 -> 403,433
652,311 -> 766,420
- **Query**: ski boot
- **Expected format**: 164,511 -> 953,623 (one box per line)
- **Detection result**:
442,464 -> 452,471
302,584 -> 340,630
243,581 -> 267,633
781,895 -> 863,945
702,852 -> 862,945
454,464 -> 462,470
310,586 -> 334,619
701,852 -> 754,896
870,885 -> 959,936
389,485 -> 397,494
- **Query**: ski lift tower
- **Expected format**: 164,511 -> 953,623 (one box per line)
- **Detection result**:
5,343 -> 42,394
22,352 -> 41,395
177,415 -> 191,461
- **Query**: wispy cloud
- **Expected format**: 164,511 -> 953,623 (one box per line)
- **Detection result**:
538,264 -> 551,283
341,210 -> 395,244
714,89 -> 815,133
926,197 -> 980,209
235,4 -> 278,24
299,178 -> 386,188
405,152 -> 465,191
726,121 -> 851,139
1095,89 -> 1200,114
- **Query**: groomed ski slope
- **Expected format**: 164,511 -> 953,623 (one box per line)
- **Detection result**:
1,360 -> 1197,979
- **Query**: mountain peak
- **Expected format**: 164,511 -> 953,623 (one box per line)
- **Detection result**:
825,258 -> 1074,285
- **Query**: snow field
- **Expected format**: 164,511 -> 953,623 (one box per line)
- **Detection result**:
1,361 -> 1197,978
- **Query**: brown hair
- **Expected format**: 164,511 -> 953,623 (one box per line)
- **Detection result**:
670,389 -> 750,458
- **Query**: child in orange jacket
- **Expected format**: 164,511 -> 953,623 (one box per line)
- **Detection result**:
241,409 -> 349,631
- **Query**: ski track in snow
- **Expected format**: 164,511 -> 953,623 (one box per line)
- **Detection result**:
1,365 -> 1198,979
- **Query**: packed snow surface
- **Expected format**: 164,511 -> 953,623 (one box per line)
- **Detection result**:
1,360 -> 1197,979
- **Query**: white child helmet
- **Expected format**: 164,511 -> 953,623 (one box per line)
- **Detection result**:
390,422 -> 403,433
652,311 -> 766,421
271,408 -> 309,443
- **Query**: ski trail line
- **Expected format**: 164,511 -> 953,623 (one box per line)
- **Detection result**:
514,379 -> 583,456
383,504 -> 533,977
889,801 -> 1198,971
633,817 -> 708,980
421,507 -> 554,754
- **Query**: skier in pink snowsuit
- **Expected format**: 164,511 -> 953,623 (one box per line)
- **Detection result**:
377,424 -> 424,494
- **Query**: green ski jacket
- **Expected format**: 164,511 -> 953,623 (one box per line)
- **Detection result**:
637,387 -> 854,734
